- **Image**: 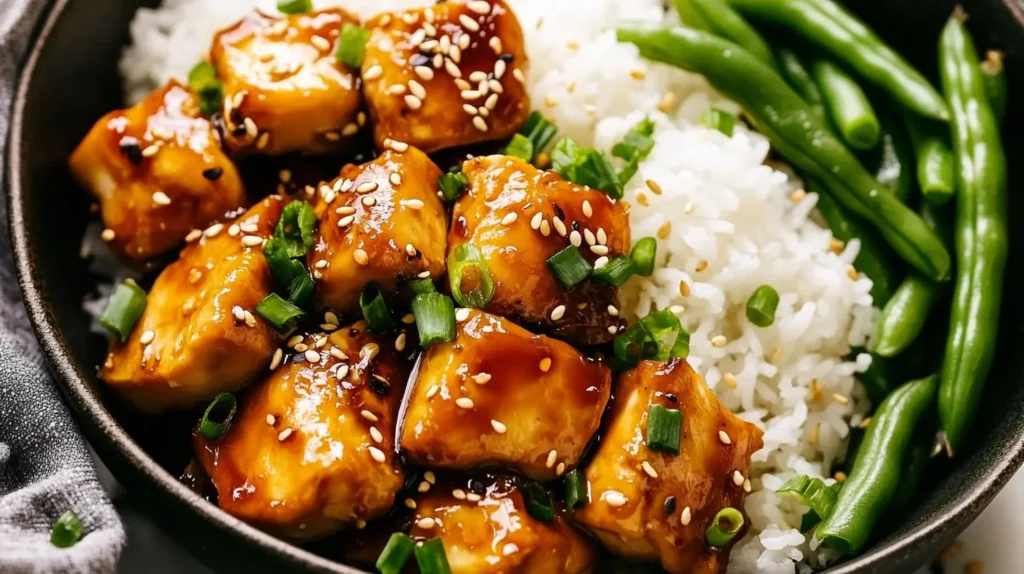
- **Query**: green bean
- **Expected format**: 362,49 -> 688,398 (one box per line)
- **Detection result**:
904,114 -> 955,205
980,49 -> 1007,124
867,102 -> 916,204
891,423 -> 935,511
811,59 -> 880,150
726,0 -> 949,121
873,204 -> 952,358
817,374 -> 938,554
938,10 -> 1008,454
672,0 -> 776,68
616,26 -> 950,281
776,48 -> 828,125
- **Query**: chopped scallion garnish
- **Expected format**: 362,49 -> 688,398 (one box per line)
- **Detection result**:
546,245 -> 593,289
438,170 -> 469,202
699,108 -> 736,137
100,279 -> 147,343
612,118 -> 656,185
286,269 -> 314,309
409,278 -> 437,296
412,292 -> 456,347
503,133 -> 534,162
614,309 -> 689,367
746,285 -> 780,327
277,0 -> 312,14
646,404 -> 683,455
376,532 -> 416,574
630,237 -> 657,276
519,111 -> 558,162
271,200 -> 317,258
777,476 -> 842,533
551,137 -> 624,199
187,61 -> 222,116
448,243 -> 495,308
564,469 -> 588,510
256,293 -> 305,331
592,255 -> 636,286
520,481 -> 556,522
50,511 -> 83,548
705,507 -> 744,548
199,392 -> 237,440
336,23 -> 371,68
413,538 -> 452,574
360,282 -> 396,333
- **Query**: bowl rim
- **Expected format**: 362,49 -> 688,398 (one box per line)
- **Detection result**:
7,0 -> 1024,572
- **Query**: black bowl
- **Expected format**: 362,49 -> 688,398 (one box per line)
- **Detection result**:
7,0 -> 1024,572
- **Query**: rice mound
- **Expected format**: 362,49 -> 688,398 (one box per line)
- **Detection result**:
117,0 -> 877,571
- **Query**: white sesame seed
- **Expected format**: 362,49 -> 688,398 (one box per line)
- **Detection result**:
530,212 -> 543,230
388,84 -> 407,96
590,244 -> 609,256
733,470 -> 745,486
337,215 -> 355,228
681,506 -> 692,525
604,491 -> 627,507
719,430 -> 732,445
278,428 -> 293,442
452,489 -> 466,500
231,306 -> 245,322
266,414 -> 276,426
501,212 -> 518,225
294,343 -> 309,353
310,35 -> 330,51
418,270 -> 431,278
390,140 -> 410,152
462,103 -> 479,115
416,517 -> 435,529
355,181 -> 379,194
478,79 -> 490,96
243,117 -> 258,139
405,199 -> 424,210
152,191 -> 171,206
139,330 -> 155,345
503,543 -> 519,556
552,217 -> 567,237
408,80 -> 427,100
546,449 -> 557,468
370,426 -> 384,444
584,229 -> 596,245
405,244 -> 417,257
353,249 -> 369,265
340,179 -> 354,192
569,230 -> 582,247
556,462 -> 566,476
336,364 -> 349,380
362,196 -> 377,207
426,384 -> 439,399
494,59 -> 507,80
593,256 -> 609,270
582,200 -> 593,218
342,123 -> 359,137
467,0 -> 490,14
456,308 -> 470,321
489,79 -> 504,94
711,335 -> 728,348
484,93 -> 499,111
405,498 -> 417,509
458,13 -> 480,31
304,350 -> 320,363
395,332 -> 407,352
360,410 -> 378,423
388,173 -> 403,187
474,372 -> 491,384
287,335 -> 304,348
99,228 -> 116,242
550,305 -> 566,321
744,479 -> 752,493
364,65 -> 383,80
269,348 -> 283,370
442,59 -> 460,78
456,397 -> 475,409
513,68 -> 526,83
466,493 -> 482,502
608,304 -> 619,316
449,45 -> 462,64
228,224 -> 240,237
489,36 -> 503,54
490,419 -> 507,433
141,144 -> 160,158
314,260 -> 329,270
414,66 -> 435,82
539,219 -> 551,236
369,447 -> 386,463
641,460 -> 658,478
607,325 -> 618,335
461,89 -> 481,100
404,94 -> 423,110
241,235 -> 263,247
597,228 -> 608,245
472,116 -> 489,131
417,481 -> 431,493
185,229 -> 202,242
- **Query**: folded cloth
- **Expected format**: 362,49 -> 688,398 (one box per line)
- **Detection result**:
0,0 -> 125,571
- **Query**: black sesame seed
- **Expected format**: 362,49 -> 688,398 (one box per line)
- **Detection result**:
571,221 -> 580,231
553,204 -> 566,221
498,53 -> 514,62
664,496 -> 677,514
665,393 -> 679,404
369,376 -> 390,396
119,136 -> 143,165
202,167 -> 223,181
469,478 -> 486,495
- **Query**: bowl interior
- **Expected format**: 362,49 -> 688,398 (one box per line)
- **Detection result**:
8,0 -> 1024,572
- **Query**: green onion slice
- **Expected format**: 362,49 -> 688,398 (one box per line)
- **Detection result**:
199,392 -> 238,440
100,279 -> 147,343
705,507 -> 744,548
337,23 -> 371,68
376,533 -> 415,574
699,108 -> 736,137
412,292 -> 456,347
187,62 -> 223,116
448,243 -> 495,308
612,117 -> 656,185
746,285 -> 780,327
551,137 -> 624,199
360,282 -> 396,333
256,293 -> 306,331
413,538 -> 452,574
276,0 -> 312,14
614,309 -> 689,367
286,268 -> 315,309
270,200 -> 317,258
520,481 -> 556,522
564,469 -> 588,510
438,170 -> 469,202
519,111 -> 558,162
50,510 -> 83,548
592,255 -> 636,286
546,246 -> 593,289
777,476 -> 842,533
263,241 -> 314,308
629,237 -> 657,276
503,133 -> 534,162
646,404 -> 683,455
409,278 -> 437,296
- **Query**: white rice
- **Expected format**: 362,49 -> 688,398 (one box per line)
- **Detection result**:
115,1 -> 876,571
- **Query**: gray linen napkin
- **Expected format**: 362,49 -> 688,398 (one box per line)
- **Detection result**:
0,0 -> 125,571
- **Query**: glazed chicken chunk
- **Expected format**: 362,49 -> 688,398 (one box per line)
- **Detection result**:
450,155 -> 630,346
68,80 -> 246,263
212,8 -> 364,156
362,0 -> 531,153
400,310 -> 611,481
194,321 -> 414,541
408,473 -> 596,573
99,196 -> 283,412
573,359 -> 765,574
309,146 -> 447,313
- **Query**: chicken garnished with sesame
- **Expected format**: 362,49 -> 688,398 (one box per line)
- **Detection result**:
400,309 -> 611,481
212,8 -> 365,156
69,80 -> 246,263
193,321 -> 413,541
574,359 -> 765,573
99,196 -> 283,412
309,145 -> 448,313
362,0 -> 531,153
449,155 -> 630,346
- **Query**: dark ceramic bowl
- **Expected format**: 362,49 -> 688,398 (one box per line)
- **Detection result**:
7,0 -> 1024,572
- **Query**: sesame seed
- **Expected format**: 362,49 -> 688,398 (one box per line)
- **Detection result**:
607,304 -> 619,316
472,116 -> 489,132
370,426 -> 383,444
546,450 -> 557,468
404,94 -> 423,110
266,414 -> 276,426
444,59 -> 462,78
336,205 -> 356,216
466,493 -> 482,502
360,410 -> 379,424
310,34 -> 330,52
387,173 -> 403,188
503,543 -> 519,556
356,181 -> 379,194
641,461 -> 658,478
395,332 -> 407,352
100,228 -> 116,242
278,428 -> 293,442
456,308 -> 470,321
513,68 -> 526,83
139,330 -> 155,344
474,372 -> 491,384
295,343 -> 309,353
462,103 -> 478,115
458,13 -> 480,31
408,80 -> 427,100
484,93 -> 499,111
353,249 -> 369,265
590,244 -> 609,256
584,229 -> 596,245
416,517 -> 435,529
711,335 -> 727,347
859,417 -> 872,429
719,430 -> 732,445
456,397 -> 475,409
256,132 -> 270,150
733,470 -> 745,486
417,481 -> 431,493
452,489 -> 467,500
530,212 -> 543,230
550,305 -> 566,321
414,66 -> 435,82
185,229 -> 202,242
362,196 -> 376,207
304,350 -> 320,363
287,335 -> 304,348
337,215 -> 355,228
426,384 -> 439,399
141,144 -> 160,158
152,191 -> 171,206
607,325 -> 618,334
388,84 -> 407,96
450,45 -> 462,64
501,212 -> 518,225
405,244 -> 417,257
604,491 -> 627,507
552,217 -> 567,237
227,224 -> 240,237
402,313 -> 415,324
681,506 -> 692,525
369,447 -> 386,463
491,419 -> 507,433
314,260 -> 329,271
539,357 -> 552,372
467,0 -> 490,14
597,228 -> 608,245
363,64 -> 383,81
569,230 -> 582,247
556,462 -> 566,476
390,140 -> 410,152
593,256 -> 609,269
241,235 -> 263,247
424,471 -> 436,484
833,393 -> 850,405
539,219 -> 551,236
743,479 -> 752,493
342,123 -> 359,137
232,306 -> 245,322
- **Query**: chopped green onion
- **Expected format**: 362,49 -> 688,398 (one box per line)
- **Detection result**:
412,293 -> 456,347
360,282 -> 396,333
612,118 -> 656,185
286,268 -> 315,309
336,23 -> 371,68
199,392 -> 237,440
256,293 -> 306,331
50,511 -> 83,548
100,279 -> 147,343
705,507 -> 744,548
270,200 -> 317,258
413,538 -> 452,574
187,61 -> 222,116
520,481 -> 555,522
777,476 -> 842,533
564,469 -> 588,510
699,108 -> 736,137
503,133 -> 534,162
448,243 -> 495,308
276,0 -> 312,14
438,170 -> 469,202
629,237 -> 657,276
614,309 -> 690,367
519,111 -> 558,161
746,285 -> 780,328
409,278 -> 437,296
546,246 -> 593,289
592,255 -> 636,286
646,404 -> 683,454
376,533 -> 415,574
551,137 -> 624,199
669,328 -> 691,360
263,241 -> 313,308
